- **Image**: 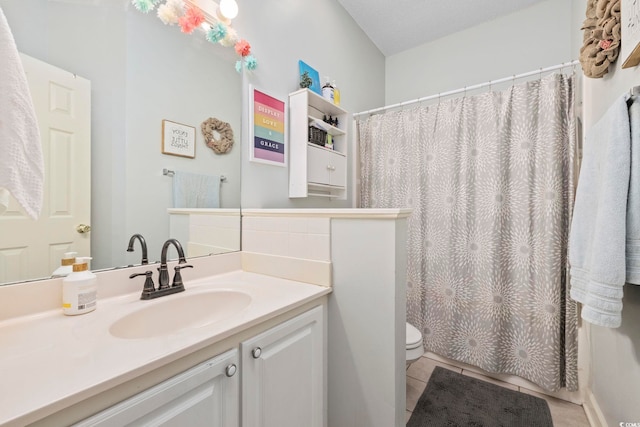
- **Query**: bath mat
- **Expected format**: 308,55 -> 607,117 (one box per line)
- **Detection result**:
407,367 -> 553,427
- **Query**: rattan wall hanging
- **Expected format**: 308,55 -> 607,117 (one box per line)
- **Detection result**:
201,117 -> 234,154
579,0 -> 621,78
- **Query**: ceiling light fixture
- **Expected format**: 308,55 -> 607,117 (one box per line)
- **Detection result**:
218,0 -> 238,21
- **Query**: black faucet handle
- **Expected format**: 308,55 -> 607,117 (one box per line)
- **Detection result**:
172,264 -> 193,288
129,271 -> 156,299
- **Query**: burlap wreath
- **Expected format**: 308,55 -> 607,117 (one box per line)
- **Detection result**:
579,0 -> 621,78
201,117 -> 234,154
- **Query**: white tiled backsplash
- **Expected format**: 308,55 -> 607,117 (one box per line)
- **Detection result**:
242,216 -> 331,261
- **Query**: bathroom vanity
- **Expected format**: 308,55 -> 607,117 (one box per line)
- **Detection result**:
0,253 -> 329,427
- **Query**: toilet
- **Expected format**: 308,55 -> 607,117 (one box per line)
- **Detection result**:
406,322 -> 425,366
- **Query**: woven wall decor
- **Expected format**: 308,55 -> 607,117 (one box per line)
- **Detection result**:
579,0 -> 621,78
201,117 -> 234,154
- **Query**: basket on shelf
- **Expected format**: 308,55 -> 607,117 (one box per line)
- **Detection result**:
308,126 -> 327,146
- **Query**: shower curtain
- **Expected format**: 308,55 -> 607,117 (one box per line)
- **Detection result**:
359,73 -> 578,392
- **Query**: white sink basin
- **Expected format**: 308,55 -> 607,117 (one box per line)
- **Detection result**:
110,289 -> 252,339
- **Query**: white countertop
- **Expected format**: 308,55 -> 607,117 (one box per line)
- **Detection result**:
0,270 -> 330,427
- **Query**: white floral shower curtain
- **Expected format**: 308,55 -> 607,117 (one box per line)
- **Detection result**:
359,73 -> 578,392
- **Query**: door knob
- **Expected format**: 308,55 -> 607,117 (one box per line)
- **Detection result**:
76,224 -> 91,234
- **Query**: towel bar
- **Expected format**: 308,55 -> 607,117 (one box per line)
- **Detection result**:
163,168 -> 227,182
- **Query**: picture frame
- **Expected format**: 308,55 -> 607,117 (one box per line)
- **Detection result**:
249,86 -> 287,167
161,119 -> 196,158
298,60 -> 321,95
622,0 -> 640,68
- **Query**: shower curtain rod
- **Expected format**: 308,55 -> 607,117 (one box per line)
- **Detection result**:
353,59 -> 580,117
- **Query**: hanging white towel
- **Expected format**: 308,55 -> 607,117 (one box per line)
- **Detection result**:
626,92 -> 640,285
172,171 -> 221,209
0,187 -> 9,215
0,8 -> 44,220
569,94 -> 631,328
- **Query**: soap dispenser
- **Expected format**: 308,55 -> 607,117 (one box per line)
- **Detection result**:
52,251 -> 77,278
62,257 -> 97,315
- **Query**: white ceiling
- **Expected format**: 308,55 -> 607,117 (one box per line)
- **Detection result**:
337,0 -> 548,56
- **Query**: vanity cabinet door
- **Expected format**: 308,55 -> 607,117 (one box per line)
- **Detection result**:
241,306 -> 325,427
74,349 -> 239,427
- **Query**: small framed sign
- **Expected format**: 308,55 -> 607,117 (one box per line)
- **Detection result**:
161,119 -> 196,158
249,86 -> 287,167
622,0 -> 640,68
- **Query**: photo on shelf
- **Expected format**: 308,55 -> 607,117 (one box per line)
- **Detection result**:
298,60 -> 321,95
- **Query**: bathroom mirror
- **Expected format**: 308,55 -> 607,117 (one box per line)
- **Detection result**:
0,0 -> 242,286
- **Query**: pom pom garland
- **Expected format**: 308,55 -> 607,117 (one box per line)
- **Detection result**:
132,0 -> 157,13
178,5 -> 205,34
132,0 -> 257,71
206,23 -> 227,44
234,39 -> 251,57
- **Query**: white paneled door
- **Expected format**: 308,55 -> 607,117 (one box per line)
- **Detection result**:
0,54 -> 91,283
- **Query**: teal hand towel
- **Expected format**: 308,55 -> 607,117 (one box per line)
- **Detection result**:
172,171 -> 221,209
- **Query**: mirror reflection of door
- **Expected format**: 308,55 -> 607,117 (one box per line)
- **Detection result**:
0,54 -> 90,283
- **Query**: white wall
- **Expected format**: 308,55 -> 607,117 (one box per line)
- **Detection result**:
385,0 -> 574,105
570,0 -> 640,423
234,0 -> 386,208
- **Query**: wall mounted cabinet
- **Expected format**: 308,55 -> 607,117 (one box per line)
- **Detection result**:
289,89 -> 348,199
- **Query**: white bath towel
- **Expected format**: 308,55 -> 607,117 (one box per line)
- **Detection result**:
0,8 -> 44,220
626,91 -> 640,285
172,171 -> 221,209
569,94 -> 631,328
0,187 -> 9,215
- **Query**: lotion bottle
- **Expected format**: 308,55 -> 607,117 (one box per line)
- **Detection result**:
52,251 -> 77,278
62,257 -> 97,315
332,80 -> 340,106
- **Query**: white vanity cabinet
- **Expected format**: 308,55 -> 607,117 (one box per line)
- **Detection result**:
69,306 -> 325,427
241,305 -> 325,427
73,349 -> 240,427
289,88 -> 348,199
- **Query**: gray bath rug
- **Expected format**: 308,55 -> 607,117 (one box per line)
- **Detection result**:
407,367 -> 553,427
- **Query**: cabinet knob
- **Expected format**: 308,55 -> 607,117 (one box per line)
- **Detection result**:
327,164 -> 332,170
252,347 -> 262,359
226,364 -> 237,377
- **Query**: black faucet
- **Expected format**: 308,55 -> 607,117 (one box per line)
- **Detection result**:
127,234 -> 148,265
158,238 -> 188,290
129,238 -> 192,300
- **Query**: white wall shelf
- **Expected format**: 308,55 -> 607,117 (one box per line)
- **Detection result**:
289,89 -> 348,199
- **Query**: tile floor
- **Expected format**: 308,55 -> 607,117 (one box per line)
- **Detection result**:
406,356 -> 591,426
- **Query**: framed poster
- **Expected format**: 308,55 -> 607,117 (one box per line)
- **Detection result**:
622,0 -> 640,68
161,119 -> 196,158
249,86 -> 287,167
